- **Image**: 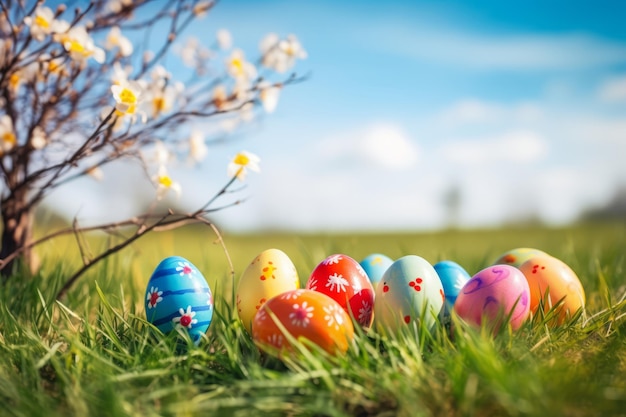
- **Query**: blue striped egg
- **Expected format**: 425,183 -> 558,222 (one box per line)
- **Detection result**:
144,256 -> 213,344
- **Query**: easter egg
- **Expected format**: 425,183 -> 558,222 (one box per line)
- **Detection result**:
144,256 -> 213,344
518,255 -> 585,324
493,248 -> 548,268
360,253 -> 394,289
454,265 -> 530,331
236,248 -> 300,335
374,255 -> 444,334
306,254 -> 375,328
433,260 -> 471,308
252,289 -> 354,356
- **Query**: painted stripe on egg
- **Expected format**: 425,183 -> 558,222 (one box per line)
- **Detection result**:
159,288 -> 211,297
151,304 -> 213,326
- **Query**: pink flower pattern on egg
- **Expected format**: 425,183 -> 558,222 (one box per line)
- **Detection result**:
147,286 -> 163,309
173,306 -> 198,329
176,261 -> 194,278
289,301 -> 314,327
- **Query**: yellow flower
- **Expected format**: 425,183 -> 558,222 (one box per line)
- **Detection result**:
0,115 -> 17,154
62,26 -> 105,63
24,7 -> 55,41
154,165 -> 181,200
226,49 -> 257,81
227,150 -> 260,180
111,79 -> 144,116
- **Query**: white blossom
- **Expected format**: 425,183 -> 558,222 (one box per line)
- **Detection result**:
62,26 -> 105,64
0,115 -> 17,154
105,26 -> 133,57
23,7 -> 56,41
227,150 -> 260,180
216,29 -> 232,50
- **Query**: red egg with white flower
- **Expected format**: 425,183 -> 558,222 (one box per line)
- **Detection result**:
252,289 -> 354,356
305,254 -> 375,328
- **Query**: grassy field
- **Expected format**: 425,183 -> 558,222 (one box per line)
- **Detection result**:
1,221 -> 625,416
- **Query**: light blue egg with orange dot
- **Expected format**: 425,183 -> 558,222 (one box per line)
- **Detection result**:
360,253 -> 393,289
433,260 -> 471,308
144,256 -> 213,344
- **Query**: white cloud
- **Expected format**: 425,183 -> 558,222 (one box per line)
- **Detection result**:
438,99 -> 543,125
317,122 -> 419,170
597,75 -> 626,102
366,26 -> 626,71
440,131 -> 548,165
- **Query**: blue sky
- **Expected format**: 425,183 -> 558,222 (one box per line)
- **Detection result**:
48,0 -> 626,231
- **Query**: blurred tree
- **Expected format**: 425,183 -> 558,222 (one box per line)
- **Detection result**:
0,0 -> 306,295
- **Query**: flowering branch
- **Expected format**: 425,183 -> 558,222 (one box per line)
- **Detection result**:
0,0 -> 307,280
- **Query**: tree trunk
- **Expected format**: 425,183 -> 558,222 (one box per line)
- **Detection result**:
0,192 -> 38,278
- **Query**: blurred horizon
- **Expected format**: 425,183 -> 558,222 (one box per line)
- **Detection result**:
42,0 -> 626,232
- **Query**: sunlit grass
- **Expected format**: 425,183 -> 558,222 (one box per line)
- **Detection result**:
1,221 -> 625,416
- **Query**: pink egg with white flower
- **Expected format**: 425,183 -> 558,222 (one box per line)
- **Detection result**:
305,254 -> 375,329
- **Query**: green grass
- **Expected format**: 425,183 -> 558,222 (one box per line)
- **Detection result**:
1,222 -> 626,416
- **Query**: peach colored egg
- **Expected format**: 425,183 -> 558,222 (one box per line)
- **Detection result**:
493,248 -> 548,268
518,255 -> 585,324
454,265 -> 530,331
252,289 -> 354,356
236,249 -> 300,335
306,254 -> 375,329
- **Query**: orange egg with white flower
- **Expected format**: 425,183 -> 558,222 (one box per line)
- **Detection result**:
251,289 -> 354,356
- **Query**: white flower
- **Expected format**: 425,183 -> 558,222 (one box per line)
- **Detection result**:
111,79 -> 145,116
323,255 -> 342,265
0,115 -> 17,154
261,33 -> 307,73
111,62 -> 131,85
225,49 -> 257,81
105,26 -> 133,57
147,83 -> 181,118
289,301 -> 314,327
267,333 -> 284,348
216,29 -> 232,50
24,7 -> 56,41
188,130 -> 208,164
146,287 -> 163,309
176,261 -> 195,277
193,1 -> 213,18
260,33 -> 280,56
108,0 -> 133,13
172,306 -> 197,329
325,273 -> 349,293
323,304 -> 345,331
153,140 -> 171,165
280,290 -> 305,301
154,165 -> 181,200
87,166 -> 104,181
212,84 -> 229,110
227,150 -> 260,180
358,301 -> 372,326
306,277 -> 318,291
259,82 -> 281,113
62,26 -> 105,64
30,126 -> 47,150
177,37 -> 211,69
